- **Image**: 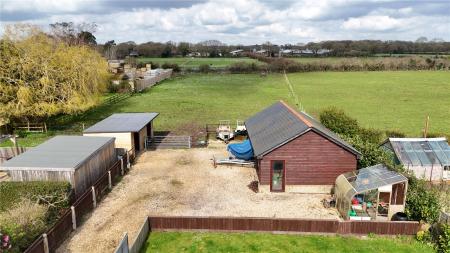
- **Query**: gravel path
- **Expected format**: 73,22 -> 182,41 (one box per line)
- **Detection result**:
57,143 -> 340,253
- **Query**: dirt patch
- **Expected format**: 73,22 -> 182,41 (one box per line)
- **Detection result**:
57,142 -> 340,253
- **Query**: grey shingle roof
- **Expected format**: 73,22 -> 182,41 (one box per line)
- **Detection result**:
245,101 -> 361,158
84,113 -> 158,133
0,136 -> 114,171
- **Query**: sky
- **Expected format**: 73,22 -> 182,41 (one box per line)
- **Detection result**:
0,0 -> 449,45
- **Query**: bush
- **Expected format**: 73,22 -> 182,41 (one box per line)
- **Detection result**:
161,62 -> 180,72
0,181 -> 72,219
437,224 -> 450,253
199,64 -> 210,73
319,107 -> 360,136
344,135 -> 392,168
0,199 -> 47,252
358,127 -> 384,144
405,177 -> 441,223
385,130 -> 407,138
228,62 -> 260,73
14,130 -> 27,138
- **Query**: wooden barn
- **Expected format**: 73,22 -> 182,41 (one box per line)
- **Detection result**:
245,101 -> 361,193
83,113 -> 159,154
0,136 -> 116,196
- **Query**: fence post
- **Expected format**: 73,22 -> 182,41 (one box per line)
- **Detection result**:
144,136 -> 148,150
108,171 -> 112,189
43,233 -> 49,253
71,206 -> 77,230
92,186 -> 97,208
127,151 -> 131,169
119,156 -> 124,175
188,136 -> 191,149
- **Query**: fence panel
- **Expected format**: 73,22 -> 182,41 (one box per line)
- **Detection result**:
73,188 -> 94,226
114,233 -> 129,253
0,146 -> 28,164
148,216 -> 419,235
129,218 -> 150,253
46,210 -> 73,251
23,235 -> 45,253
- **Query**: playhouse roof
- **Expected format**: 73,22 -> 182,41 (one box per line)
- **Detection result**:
245,101 -> 360,158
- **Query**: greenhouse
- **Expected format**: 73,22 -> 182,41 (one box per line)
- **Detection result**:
335,164 -> 408,221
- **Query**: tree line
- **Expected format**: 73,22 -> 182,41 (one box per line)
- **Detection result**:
98,38 -> 450,59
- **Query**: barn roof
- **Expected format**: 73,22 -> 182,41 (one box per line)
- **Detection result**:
84,113 -> 159,133
0,136 -> 114,171
383,138 -> 450,167
245,101 -> 361,158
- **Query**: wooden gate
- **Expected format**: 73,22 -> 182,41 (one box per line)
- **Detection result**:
147,136 -> 191,149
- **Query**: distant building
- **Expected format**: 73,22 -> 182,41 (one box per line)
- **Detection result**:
230,49 -> 244,56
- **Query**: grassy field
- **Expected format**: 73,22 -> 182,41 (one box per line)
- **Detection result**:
137,57 -> 261,68
3,71 -> 449,147
140,232 -> 434,253
288,56 -> 450,63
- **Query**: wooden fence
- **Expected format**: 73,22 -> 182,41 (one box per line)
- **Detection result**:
24,153 -> 130,253
148,216 -> 420,235
0,146 -> 28,164
104,93 -> 132,105
114,217 -> 150,253
13,122 -> 47,133
134,69 -> 172,92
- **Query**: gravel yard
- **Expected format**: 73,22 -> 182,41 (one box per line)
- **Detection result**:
57,141 -> 340,253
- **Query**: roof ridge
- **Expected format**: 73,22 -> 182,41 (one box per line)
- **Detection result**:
279,100 -> 312,127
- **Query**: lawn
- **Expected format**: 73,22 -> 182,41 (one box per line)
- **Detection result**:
137,57 -> 262,68
4,71 -> 450,147
140,232 -> 434,253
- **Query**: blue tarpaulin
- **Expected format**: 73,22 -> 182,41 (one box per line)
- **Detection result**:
227,139 -> 254,160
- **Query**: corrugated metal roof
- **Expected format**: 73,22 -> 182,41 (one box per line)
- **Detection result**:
0,136 -> 114,171
83,113 -> 158,133
245,101 -> 360,157
386,138 -> 450,167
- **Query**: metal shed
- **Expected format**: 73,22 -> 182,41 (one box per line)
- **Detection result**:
0,136 -> 116,196
335,164 -> 408,221
83,113 -> 159,155
382,138 -> 450,181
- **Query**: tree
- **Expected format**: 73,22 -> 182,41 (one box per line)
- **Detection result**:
178,42 -> 190,57
49,22 -> 97,46
0,24 -> 109,126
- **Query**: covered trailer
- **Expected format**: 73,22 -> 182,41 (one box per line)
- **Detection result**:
0,136 -> 116,197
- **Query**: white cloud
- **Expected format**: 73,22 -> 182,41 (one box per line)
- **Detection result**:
1,0 -> 449,44
342,15 -> 405,31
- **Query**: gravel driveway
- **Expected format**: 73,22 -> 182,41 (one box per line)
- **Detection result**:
57,142 -> 340,253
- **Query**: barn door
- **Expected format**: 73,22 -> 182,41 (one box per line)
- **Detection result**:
270,160 -> 285,192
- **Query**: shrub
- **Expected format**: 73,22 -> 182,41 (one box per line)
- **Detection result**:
437,224 -> 450,253
0,181 -> 72,219
319,107 -> 360,136
358,127 -> 384,144
405,176 -> 441,223
199,64 -> 210,73
385,130 -> 407,138
0,199 -> 47,252
161,63 -> 180,72
343,135 -> 392,169
228,62 -> 260,73
14,130 -> 27,138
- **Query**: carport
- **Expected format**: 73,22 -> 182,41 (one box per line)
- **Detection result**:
83,113 -> 158,155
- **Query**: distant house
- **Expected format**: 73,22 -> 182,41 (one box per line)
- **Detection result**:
84,113 -> 159,155
381,138 -> 450,181
245,101 -> 361,193
230,49 -> 244,56
0,136 -> 116,196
